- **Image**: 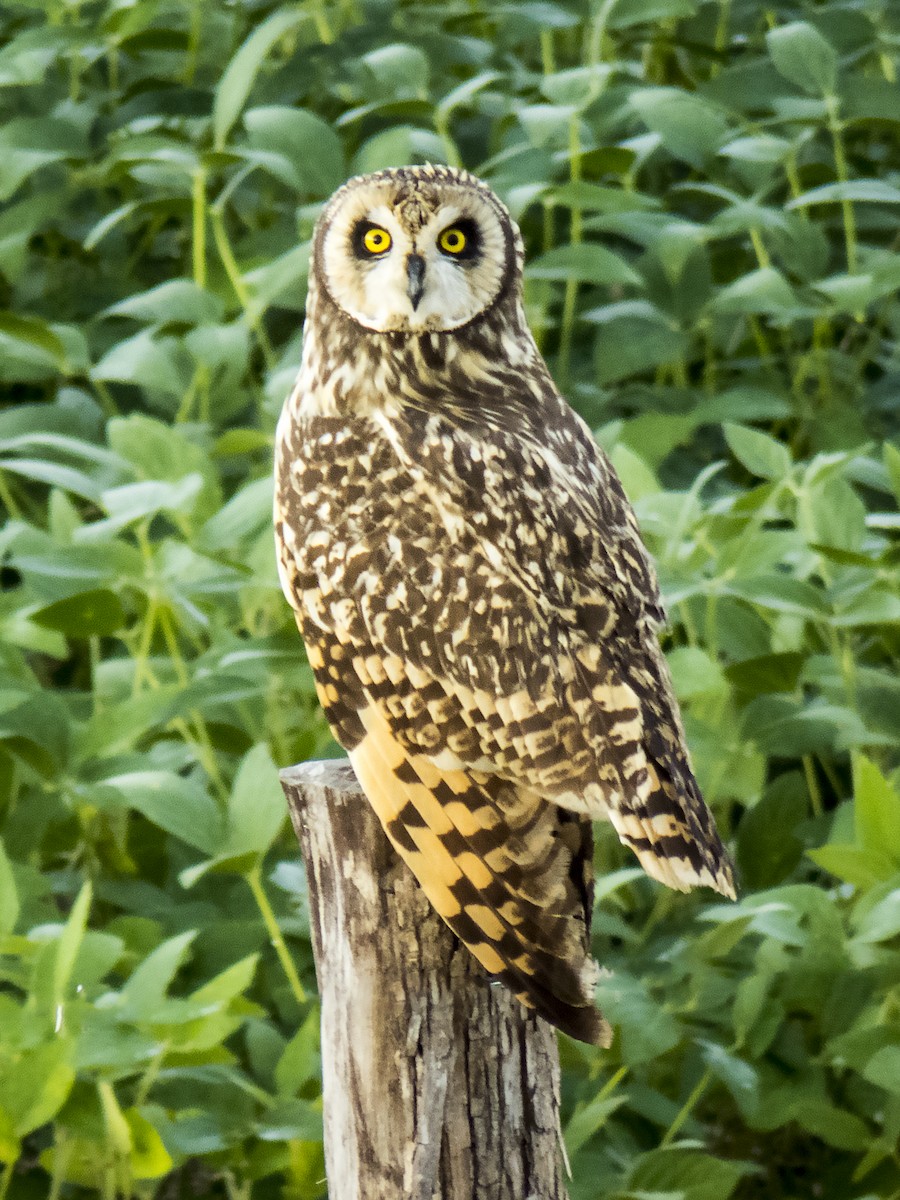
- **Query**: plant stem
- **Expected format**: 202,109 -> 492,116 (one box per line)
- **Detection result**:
310,0 -> 334,44
825,93 -> 858,276
210,207 -> 276,368
802,755 -> 824,818
246,863 -> 307,1004
192,166 -> 207,289
558,115 -> 583,388
662,1067 -> 712,1145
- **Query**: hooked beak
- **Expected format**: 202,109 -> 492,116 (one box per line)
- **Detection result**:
406,253 -> 426,310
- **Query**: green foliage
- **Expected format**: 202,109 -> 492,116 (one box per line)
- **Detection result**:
0,0 -> 898,1196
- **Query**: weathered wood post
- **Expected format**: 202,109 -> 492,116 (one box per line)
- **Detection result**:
279,759 -> 570,1200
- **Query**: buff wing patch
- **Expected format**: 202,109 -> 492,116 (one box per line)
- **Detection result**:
346,699 -> 610,1046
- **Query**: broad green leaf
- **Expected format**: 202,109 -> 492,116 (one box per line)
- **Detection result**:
54,881 -> 92,1004
714,267 -> 798,316
223,743 -> 286,858
125,1109 -> 173,1180
106,279 -> 224,327
884,442 -> 900,506
726,575 -> 828,617
351,126 -> 445,175
590,308 -> 688,386
244,107 -> 344,197
608,0 -> 698,28
667,647 -> 727,700
627,1145 -> 751,1200
767,22 -> 837,96
736,772 -> 807,890
191,954 -> 260,1006
724,423 -> 791,480
527,243 -> 640,286
564,1092 -> 627,1156
853,890 -> 900,944
119,931 -> 196,1015
788,180 -> 900,209
213,10 -> 311,149
853,753 -> 900,863
102,771 -> 223,853
0,839 -> 19,937
630,88 -> 730,168
863,1046 -> 900,1095
92,331 -> 185,398
31,588 -> 126,637
360,43 -> 430,100
0,1040 -> 75,1136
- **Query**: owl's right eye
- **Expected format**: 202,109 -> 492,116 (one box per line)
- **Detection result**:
354,223 -> 393,257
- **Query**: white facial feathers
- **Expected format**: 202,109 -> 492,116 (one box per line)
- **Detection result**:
316,169 -> 515,333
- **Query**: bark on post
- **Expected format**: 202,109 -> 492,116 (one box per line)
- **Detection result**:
279,759 -> 570,1200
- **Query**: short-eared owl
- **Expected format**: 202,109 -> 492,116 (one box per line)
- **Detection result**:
274,164 -> 735,1044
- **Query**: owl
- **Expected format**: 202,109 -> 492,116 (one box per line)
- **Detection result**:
274,164 -> 735,1045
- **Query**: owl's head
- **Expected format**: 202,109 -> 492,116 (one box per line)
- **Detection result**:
312,165 -> 521,334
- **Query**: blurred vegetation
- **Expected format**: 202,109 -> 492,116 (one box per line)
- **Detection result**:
0,0 -> 898,1196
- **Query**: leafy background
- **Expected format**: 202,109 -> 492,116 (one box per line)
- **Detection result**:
0,0 -> 898,1196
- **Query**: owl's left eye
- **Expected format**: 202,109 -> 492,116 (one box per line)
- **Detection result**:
437,219 -> 479,259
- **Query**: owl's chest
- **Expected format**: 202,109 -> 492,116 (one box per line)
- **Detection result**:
277,413 -> 456,594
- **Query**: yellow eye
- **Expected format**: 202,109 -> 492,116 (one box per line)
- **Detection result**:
439,227 -> 467,255
363,227 -> 392,255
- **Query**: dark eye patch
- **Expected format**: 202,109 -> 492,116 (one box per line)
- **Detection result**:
440,217 -> 480,261
351,220 -> 389,259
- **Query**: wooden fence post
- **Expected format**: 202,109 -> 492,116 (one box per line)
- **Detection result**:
279,759 -> 570,1200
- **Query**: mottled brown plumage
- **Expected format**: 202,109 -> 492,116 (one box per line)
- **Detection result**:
274,164 -> 735,1044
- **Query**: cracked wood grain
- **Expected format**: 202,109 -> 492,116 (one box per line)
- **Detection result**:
280,759 -> 570,1200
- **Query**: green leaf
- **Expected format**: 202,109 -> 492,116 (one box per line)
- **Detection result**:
106,279 -> 225,327
54,881 -> 92,1004
808,844 -> 896,889
564,1092 -> 627,1156
853,890 -> 900,944
726,575 -> 828,617
608,0 -> 698,29
0,1040 -> 75,1137
360,43 -> 430,100
213,10 -> 311,150
191,954 -> 260,1006
667,647 -> 727,700
767,22 -> 838,96
119,931 -> 196,1016
714,267 -> 798,316
0,839 -> 19,938
627,1145 -> 752,1200
101,771 -> 223,854
125,1109 -> 174,1181
863,1046 -> 900,1095
223,743 -> 286,858
629,88 -> 730,168
31,588 -> 126,637
853,753 -> 900,863
244,107 -> 344,196
737,772 -> 807,889
788,180 -> 900,208
527,243 -> 640,286
724,423 -> 792,480
884,443 -> 900,506
92,331 -> 185,398
590,307 -> 688,386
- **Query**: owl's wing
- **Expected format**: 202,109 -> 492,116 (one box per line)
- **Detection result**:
300,629 -> 609,1044
359,397 -> 736,903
